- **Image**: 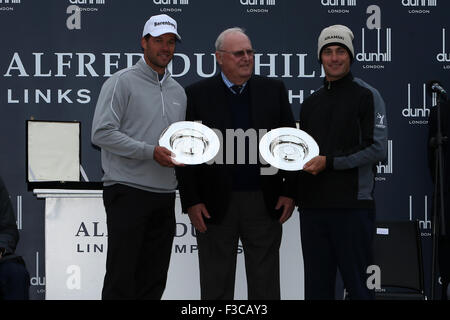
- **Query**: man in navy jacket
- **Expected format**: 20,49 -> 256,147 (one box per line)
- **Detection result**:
0,176 -> 30,300
298,25 -> 388,300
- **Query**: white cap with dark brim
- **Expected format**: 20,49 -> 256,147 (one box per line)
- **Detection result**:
142,14 -> 181,41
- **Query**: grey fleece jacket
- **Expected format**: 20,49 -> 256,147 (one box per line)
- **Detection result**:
92,58 -> 186,192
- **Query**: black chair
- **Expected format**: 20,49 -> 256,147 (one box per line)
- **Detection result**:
373,220 -> 426,300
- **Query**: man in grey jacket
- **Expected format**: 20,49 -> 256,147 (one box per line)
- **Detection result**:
91,14 -> 186,300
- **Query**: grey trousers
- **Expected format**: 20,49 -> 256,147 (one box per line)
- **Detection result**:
196,191 -> 282,300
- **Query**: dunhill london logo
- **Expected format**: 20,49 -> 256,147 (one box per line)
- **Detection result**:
401,0 -> 437,6
376,140 -> 392,174
402,83 -> 436,118
321,0 -> 356,6
409,195 -> 431,230
68,0 -> 106,3
153,0 -> 189,5
356,28 -> 392,62
240,0 -> 276,5
437,28 -> 450,62
356,5 -> 392,62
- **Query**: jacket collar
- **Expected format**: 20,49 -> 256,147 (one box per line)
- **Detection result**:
323,71 -> 353,90
137,58 -> 171,84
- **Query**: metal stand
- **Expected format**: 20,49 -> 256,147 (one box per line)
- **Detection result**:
430,92 -> 448,300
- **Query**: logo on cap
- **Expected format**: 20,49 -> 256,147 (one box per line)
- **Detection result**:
324,35 -> 345,41
155,21 -> 176,29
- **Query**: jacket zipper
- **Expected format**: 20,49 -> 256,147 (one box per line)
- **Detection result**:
159,79 -> 165,117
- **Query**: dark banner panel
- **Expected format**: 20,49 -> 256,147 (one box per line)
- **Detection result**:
0,0 -> 448,300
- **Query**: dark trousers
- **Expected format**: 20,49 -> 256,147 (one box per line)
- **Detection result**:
0,256 -> 30,300
102,184 -> 175,300
300,208 -> 375,300
196,191 -> 282,300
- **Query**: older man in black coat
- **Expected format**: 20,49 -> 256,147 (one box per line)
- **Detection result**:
176,27 -> 297,300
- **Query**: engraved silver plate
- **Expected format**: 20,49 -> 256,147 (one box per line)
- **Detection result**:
159,121 -> 220,165
259,127 -> 319,171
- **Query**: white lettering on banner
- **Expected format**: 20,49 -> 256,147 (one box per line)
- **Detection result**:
321,0 -> 356,6
282,54 -> 293,78
34,53 -> 51,77
409,195 -> 432,235
254,54 -> 277,77
4,52 -> 29,77
168,53 -> 190,77
321,0 -> 355,12
366,265 -> 381,290
153,0 -> 189,4
376,140 -> 393,176
408,9 -> 430,13
159,7 -> 181,12
66,5 -> 81,30
7,89 -> 91,104
280,54 -> 319,78
66,265 -> 81,290
1,51 -> 322,106
362,64 -> 384,69
357,28 -> 391,62
437,29 -> 450,63
246,8 -> 269,13
240,0 -> 276,6
69,0 -> 96,4
16,195 -> 22,230
356,5 -> 392,65
402,83 -> 436,125
193,53 -> 217,78
327,9 -> 350,13
366,5 -> 381,29
2,51 -> 321,78
0,0 -> 20,11
153,0 -> 189,11
402,0 -> 437,6
30,251 -> 46,287
288,89 -> 316,105
77,53 -> 98,77
103,53 -> 120,77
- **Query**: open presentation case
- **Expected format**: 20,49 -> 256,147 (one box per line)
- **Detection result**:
26,120 -> 101,190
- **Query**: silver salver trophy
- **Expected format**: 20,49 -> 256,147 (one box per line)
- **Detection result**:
159,121 -> 220,165
259,127 -> 319,171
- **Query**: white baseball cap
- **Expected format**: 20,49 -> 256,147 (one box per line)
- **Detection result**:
142,14 -> 181,41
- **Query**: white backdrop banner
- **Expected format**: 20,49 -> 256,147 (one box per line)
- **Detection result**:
39,190 -> 303,300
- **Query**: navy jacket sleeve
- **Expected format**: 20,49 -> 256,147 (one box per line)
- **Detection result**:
0,177 -> 19,255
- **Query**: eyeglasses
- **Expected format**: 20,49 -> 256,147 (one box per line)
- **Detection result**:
218,49 -> 255,58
